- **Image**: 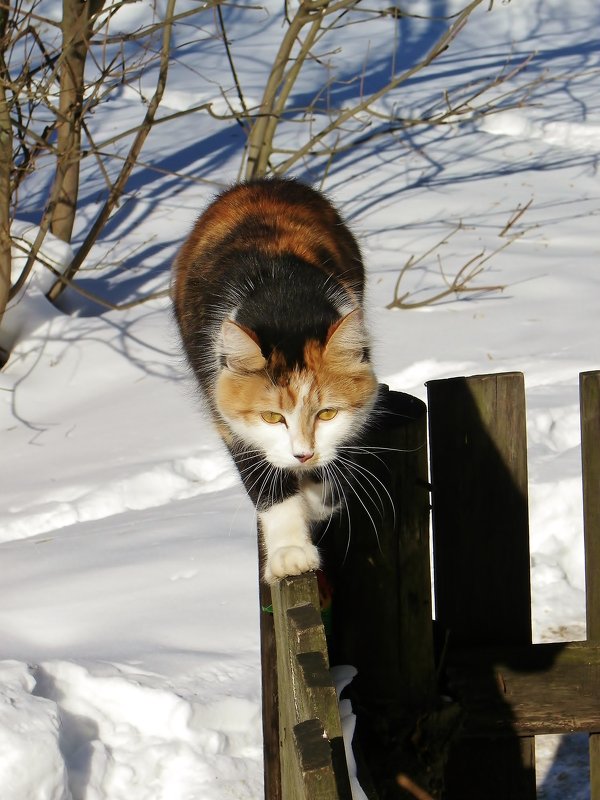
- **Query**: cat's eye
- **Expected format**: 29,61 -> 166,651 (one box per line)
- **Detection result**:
317,408 -> 338,421
261,411 -> 285,424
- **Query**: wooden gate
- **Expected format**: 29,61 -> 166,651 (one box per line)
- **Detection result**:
259,370 -> 600,799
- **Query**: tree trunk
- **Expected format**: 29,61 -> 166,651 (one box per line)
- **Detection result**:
0,7 -> 12,327
50,0 -> 104,244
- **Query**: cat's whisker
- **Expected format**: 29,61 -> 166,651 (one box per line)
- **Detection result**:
336,454 -> 396,528
237,459 -> 268,484
339,446 -> 388,468
314,466 -> 343,545
254,465 -> 276,515
328,461 -> 356,564
232,446 -> 266,462
330,459 -> 383,555
336,455 -> 388,521
268,468 -> 282,513
242,462 -> 275,501
233,454 -> 267,470
341,444 -> 424,455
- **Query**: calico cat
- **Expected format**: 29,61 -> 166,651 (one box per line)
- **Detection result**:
172,177 -> 378,583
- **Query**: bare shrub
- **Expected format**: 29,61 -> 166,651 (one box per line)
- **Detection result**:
386,200 -> 534,309
0,0 -> 539,345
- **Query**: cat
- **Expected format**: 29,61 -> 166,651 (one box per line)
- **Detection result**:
172,177 -> 378,583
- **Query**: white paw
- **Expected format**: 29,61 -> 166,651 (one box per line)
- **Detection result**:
264,543 -> 320,584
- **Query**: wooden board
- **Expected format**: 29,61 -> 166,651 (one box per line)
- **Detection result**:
322,387 -> 440,797
427,373 -> 536,800
271,574 -> 352,800
259,543 -> 281,800
325,387 -> 434,703
446,641 -> 600,735
581,370 -> 600,800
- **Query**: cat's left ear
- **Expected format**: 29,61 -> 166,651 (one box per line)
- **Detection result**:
220,320 -> 266,373
324,308 -> 368,363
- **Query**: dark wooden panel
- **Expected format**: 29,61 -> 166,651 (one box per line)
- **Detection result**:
427,373 -> 536,800
581,371 -> 600,640
326,387 -> 434,704
581,370 -> 600,800
323,388 -> 439,797
259,553 -> 281,800
428,373 -> 531,645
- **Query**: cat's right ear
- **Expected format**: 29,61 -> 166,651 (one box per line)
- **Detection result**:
220,320 -> 266,373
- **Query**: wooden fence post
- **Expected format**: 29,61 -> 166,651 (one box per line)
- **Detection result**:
271,573 -> 352,800
427,372 -> 536,800
322,387 -> 439,797
259,538 -> 281,800
260,370 -> 600,800
580,370 -> 600,800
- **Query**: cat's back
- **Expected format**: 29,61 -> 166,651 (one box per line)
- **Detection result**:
172,178 -> 364,317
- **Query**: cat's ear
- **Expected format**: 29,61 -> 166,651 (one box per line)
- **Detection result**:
220,320 -> 266,373
324,308 -> 368,363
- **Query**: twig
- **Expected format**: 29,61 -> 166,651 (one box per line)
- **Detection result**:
273,0 -> 488,175
397,773 -> 435,800
216,3 -> 250,131
10,237 -> 170,311
387,201 -> 534,310
499,197 -> 533,237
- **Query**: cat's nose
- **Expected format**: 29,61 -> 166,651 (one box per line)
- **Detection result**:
294,452 -> 314,464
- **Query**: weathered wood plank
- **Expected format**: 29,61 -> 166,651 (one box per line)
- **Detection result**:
581,371 -> 600,640
428,373 -> 532,645
258,539 -> 281,800
581,370 -> 600,800
323,387 -> 438,797
327,387 -> 434,706
294,719 -> 340,800
446,640 -> 600,735
427,372 -> 536,800
271,573 -> 352,800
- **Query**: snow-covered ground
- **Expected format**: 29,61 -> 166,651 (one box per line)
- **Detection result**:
1,1 -> 599,798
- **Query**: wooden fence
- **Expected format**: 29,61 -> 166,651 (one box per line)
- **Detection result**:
259,370 -> 600,799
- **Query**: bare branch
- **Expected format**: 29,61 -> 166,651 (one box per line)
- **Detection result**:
10,234 -> 170,311
272,0 -> 489,175
386,202 -> 534,310
397,773 -> 435,800
0,4 -> 12,322
215,2 -> 251,132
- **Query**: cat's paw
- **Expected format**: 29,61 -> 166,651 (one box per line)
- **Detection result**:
264,543 -> 320,584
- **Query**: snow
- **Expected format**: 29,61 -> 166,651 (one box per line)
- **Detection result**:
1,1 -> 599,797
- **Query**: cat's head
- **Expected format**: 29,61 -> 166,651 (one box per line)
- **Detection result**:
215,310 -> 377,469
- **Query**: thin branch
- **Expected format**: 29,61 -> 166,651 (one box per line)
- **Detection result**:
0,4 -> 12,321
272,0 -> 488,175
499,197 -> 533,237
10,236 -> 170,311
98,1 -> 248,45
397,773 -> 435,800
216,2 -> 250,131
0,0 -> 62,30
386,202 -> 534,310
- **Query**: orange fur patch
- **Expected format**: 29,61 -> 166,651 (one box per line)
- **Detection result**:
172,180 -> 364,334
216,336 -> 377,441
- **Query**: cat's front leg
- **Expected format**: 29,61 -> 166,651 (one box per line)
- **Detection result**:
259,495 -> 320,584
